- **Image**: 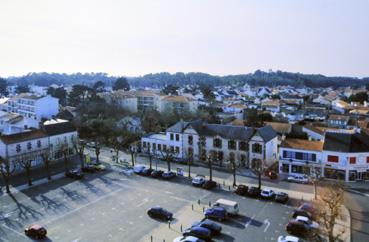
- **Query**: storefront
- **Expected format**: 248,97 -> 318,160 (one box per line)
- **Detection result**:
324,167 -> 346,181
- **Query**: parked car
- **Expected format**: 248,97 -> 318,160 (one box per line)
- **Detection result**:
292,210 -> 313,220
173,236 -> 205,242
213,199 -> 239,216
204,207 -> 228,221
81,164 -> 97,173
260,188 -> 275,199
192,175 -> 206,187
182,227 -> 212,242
234,185 -> 248,196
192,219 -> 222,236
294,216 -> 319,229
286,221 -> 311,237
65,168 -> 84,180
162,171 -> 176,180
82,163 -> 106,173
275,192 -> 289,203
151,170 -> 164,178
298,203 -> 318,218
247,186 -> 261,197
133,165 -> 146,174
141,167 -> 153,176
24,224 -> 47,239
287,175 -> 309,184
278,235 -> 304,242
147,206 -> 173,221
202,180 -> 217,190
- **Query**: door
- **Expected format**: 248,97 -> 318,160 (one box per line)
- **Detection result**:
357,172 -> 363,181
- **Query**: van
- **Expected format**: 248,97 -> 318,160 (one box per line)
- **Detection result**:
213,199 -> 239,215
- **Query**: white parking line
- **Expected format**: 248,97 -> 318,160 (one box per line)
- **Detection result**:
263,219 -> 271,232
245,215 -> 255,228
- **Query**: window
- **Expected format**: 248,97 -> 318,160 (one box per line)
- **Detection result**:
37,140 -> 41,148
158,144 -> 162,151
163,145 -> 167,151
16,144 -> 21,153
188,147 -> 193,157
153,143 -> 156,150
229,152 -> 235,162
170,146 -> 174,152
176,134 -> 179,141
175,147 -> 179,153
188,135 -> 193,145
367,157 -> 369,163
228,140 -> 236,150
349,157 -> 356,164
239,141 -> 247,151
327,155 -> 339,163
27,142 -> 32,150
143,142 -> 147,148
213,138 -> 222,148
170,133 -> 174,140
252,143 -> 262,154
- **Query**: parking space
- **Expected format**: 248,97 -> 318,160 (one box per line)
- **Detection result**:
0,167 -> 298,242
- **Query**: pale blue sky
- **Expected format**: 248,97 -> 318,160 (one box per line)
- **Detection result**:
0,0 -> 368,77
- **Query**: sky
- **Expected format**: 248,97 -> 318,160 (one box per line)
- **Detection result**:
0,0 -> 368,78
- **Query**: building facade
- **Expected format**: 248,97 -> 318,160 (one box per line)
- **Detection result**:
141,120 -> 278,168
279,132 -> 369,182
7,94 -> 59,121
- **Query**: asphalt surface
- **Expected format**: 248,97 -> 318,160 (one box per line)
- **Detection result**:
0,163 -> 299,242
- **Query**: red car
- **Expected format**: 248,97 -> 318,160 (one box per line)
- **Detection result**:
25,224 -> 47,239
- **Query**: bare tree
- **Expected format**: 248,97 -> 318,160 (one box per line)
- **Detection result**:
129,144 -> 137,167
41,149 -> 53,181
317,181 -> 346,242
304,163 -> 322,200
207,151 -> 216,182
144,145 -> 154,170
160,147 -> 178,172
59,143 -> 70,173
251,159 -> 265,190
0,156 -> 18,193
74,139 -> 86,168
94,139 -> 101,164
17,152 -> 37,186
230,160 -> 237,187
184,149 -> 193,179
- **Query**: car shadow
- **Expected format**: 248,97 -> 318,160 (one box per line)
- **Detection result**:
215,233 -> 235,242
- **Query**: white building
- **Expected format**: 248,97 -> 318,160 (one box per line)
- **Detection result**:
7,94 -> 59,121
142,120 -> 278,168
279,131 -> 369,182
0,119 -> 77,172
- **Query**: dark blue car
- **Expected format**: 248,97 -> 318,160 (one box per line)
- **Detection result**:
183,226 -> 212,242
147,206 -> 173,221
192,219 -> 222,236
204,207 -> 227,221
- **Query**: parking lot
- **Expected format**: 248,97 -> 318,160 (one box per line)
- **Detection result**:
0,164 -> 298,242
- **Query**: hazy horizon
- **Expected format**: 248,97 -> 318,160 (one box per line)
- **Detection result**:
1,0 -> 369,78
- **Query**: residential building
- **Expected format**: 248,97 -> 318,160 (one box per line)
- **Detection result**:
327,115 -> 350,128
159,95 -> 198,114
7,94 -> 59,121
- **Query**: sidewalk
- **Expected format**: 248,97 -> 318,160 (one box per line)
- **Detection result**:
335,205 -> 351,242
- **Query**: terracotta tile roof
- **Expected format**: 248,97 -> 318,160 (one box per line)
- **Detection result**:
264,122 -> 292,134
328,114 -> 349,122
161,95 -> 191,102
281,138 -> 323,151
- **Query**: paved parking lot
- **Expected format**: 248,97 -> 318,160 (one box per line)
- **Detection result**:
0,165 -> 298,242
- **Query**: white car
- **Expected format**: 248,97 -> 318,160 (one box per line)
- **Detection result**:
295,216 -> 319,229
278,235 -> 304,242
133,165 -> 146,174
173,236 -> 205,242
260,188 -> 275,199
192,175 -> 206,187
287,175 -> 310,184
